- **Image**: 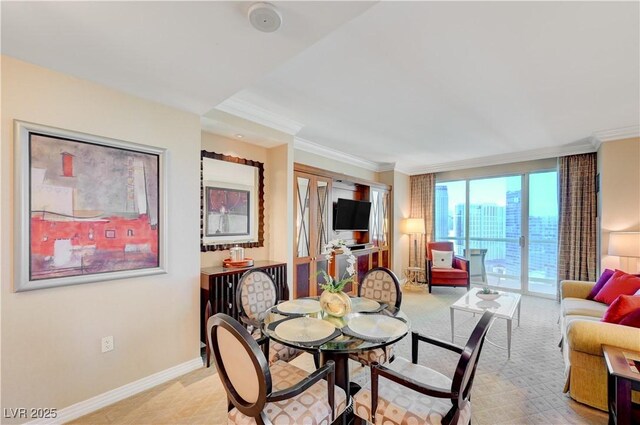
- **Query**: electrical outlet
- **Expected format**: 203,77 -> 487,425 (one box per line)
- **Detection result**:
101,336 -> 114,353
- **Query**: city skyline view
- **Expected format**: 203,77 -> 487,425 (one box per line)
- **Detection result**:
435,171 -> 559,296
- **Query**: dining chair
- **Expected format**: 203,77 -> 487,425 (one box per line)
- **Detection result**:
236,269 -> 305,365
426,241 -> 470,293
349,267 -> 402,366
204,270 -> 303,368
353,311 -> 495,425
208,313 -> 347,424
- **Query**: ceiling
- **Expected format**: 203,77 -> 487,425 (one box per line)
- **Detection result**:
3,2 -> 639,174
1,1 -> 374,114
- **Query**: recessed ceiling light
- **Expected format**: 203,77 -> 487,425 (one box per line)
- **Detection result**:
235,134 -> 244,138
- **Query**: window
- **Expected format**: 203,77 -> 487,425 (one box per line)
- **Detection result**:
435,170 -> 558,297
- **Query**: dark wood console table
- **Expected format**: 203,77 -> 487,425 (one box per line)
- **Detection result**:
200,261 -> 288,343
603,345 -> 640,425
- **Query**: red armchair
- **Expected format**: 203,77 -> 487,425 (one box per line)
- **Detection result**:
426,242 -> 470,293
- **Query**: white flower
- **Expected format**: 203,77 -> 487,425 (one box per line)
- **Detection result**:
346,265 -> 355,276
346,255 -> 356,265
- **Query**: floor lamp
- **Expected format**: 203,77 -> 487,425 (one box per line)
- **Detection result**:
608,232 -> 640,273
401,218 -> 425,267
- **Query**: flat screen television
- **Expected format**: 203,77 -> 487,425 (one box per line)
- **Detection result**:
333,198 -> 371,231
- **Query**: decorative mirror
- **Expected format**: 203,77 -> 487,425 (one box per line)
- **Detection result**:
201,150 -> 264,252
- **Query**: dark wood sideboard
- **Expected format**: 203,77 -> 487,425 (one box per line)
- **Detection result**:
200,261 -> 288,343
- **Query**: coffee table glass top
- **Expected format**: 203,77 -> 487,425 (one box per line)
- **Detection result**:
450,289 -> 521,319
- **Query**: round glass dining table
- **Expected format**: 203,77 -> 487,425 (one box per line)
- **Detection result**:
261,297 -> 410,401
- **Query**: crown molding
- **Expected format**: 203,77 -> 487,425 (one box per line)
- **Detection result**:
377,162 -> 397,173
294,137 -> 395,172
215,97 -> 304,135
591,125 -> 640,150
403,138 -> 597,175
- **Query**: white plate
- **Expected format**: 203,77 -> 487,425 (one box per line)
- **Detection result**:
274,317 -> 336,343
277,299 -> 321,314
351,298 -> 381,313
348,314 -> 408,339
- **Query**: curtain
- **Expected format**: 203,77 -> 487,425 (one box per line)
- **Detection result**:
558,153 -> 598,297
409,174 -> 435,268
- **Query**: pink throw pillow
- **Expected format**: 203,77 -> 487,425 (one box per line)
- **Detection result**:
619,309 -> 640,328
587,269 -> 614,300
594,270 -> 640,305
602,295 -> 640,323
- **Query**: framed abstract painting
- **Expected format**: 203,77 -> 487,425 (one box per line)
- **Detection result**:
14,121 -> 167,292
204,186 -> 251,237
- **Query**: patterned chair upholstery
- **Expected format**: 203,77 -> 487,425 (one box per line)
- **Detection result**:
204,270 -> 302,367
236,270 -> 303,365
353,311 -> 494,425
349,267 -> 402,367
208,313 -> 346,425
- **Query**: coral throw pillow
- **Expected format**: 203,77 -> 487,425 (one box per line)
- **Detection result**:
587,269 -> 614,300
594,271 -> 640,305
619,308 -> 640,328
431,250 -> 453,269
602,295 -> 640,323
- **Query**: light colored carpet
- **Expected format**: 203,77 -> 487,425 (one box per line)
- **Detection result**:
69,289 -> 608,425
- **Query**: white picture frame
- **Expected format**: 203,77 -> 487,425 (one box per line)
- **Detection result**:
14,120 -> 168,292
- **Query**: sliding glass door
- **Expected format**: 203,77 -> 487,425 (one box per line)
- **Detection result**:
435,181 -> 466,256
435,170 -> 558,298
468,176 -> 522,291
527,172 -> 558,296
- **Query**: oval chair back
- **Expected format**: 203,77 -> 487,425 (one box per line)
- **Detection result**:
451,310 -> 494,414
207,313 -> 272,418
236,270 -> 278,324
358,267 -> 402,309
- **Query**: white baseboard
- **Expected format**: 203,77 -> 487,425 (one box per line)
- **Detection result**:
27,357 -> 204,425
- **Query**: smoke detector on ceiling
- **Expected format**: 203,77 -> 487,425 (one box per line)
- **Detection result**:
248,2 -> 282,33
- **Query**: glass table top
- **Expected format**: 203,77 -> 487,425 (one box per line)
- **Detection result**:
450,289 -> 521,319
261,297 -> 410,354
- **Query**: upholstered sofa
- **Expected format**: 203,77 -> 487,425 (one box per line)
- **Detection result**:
560,279 -> 640,411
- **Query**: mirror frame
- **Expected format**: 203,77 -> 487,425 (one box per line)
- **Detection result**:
200,150 -> 264,252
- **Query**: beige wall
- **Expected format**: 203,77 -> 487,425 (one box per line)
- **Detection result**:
267,143 -> 295,291
200,132 -> 294,288
1,57 -> 201,417
379,170 -> 411,278
598,137 -> 640,272
293,148 -> 378,182
201,132 -> 270,267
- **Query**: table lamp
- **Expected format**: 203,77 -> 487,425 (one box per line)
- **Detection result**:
608,232 -> 640,273
401,218 -> 425,267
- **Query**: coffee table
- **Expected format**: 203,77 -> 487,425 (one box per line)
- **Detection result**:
450,289 -> 521,358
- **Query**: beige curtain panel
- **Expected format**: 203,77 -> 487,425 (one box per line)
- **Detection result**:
558,152 -> 598,296
409,173 -> 435,268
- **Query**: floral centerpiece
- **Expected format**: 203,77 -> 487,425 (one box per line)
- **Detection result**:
317,239 -> 356,317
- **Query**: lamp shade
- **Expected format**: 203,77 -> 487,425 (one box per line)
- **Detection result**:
401,218 -> 425,234
608,232 -> 640,258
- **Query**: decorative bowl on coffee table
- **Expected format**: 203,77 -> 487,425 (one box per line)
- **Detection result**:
477,292 -> 500,301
